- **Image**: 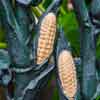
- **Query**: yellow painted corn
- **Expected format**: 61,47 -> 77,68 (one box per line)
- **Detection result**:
37,13 -> 56,64
58,50 -> 77,100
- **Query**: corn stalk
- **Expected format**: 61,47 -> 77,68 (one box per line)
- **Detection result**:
72,0 -> 97,99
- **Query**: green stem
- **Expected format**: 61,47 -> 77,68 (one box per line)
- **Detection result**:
31,7 -> 43,18
0,43 -> 7,49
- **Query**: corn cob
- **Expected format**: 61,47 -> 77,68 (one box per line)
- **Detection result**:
56,27 -> 77,100
37,12 -> 56,64
58,50 -> 77,100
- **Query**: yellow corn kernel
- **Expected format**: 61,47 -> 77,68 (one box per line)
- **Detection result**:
58,50 -> 77,99
37,13 -> 56,64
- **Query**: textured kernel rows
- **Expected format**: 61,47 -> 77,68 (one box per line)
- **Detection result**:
58,50 -> 77,99
37,13 -> 56,64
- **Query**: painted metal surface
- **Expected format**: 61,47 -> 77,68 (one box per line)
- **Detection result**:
0,0 -> 100,100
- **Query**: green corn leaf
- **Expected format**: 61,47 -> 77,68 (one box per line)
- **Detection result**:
0,43 -> 7,49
